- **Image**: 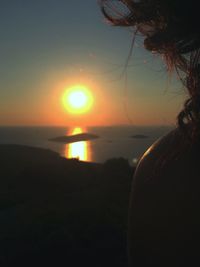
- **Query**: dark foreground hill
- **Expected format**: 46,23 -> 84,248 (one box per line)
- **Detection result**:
0,144 -> 134,267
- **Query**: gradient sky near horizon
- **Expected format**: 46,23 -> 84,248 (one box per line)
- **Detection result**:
0,0 -> 185,126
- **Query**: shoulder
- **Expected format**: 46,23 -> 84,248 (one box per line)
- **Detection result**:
128,127 -> 200,266
139,127 -> 181,163
133,127 -> 187,184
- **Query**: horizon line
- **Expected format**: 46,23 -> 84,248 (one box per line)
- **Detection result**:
0,124 -> 175,128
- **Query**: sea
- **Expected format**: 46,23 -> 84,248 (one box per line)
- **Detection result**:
0,125 -> 174,166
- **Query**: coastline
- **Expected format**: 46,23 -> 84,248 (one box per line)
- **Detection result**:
0,144 -> 134,266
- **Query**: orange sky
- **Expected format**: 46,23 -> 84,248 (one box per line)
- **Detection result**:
0,1 -> 185,127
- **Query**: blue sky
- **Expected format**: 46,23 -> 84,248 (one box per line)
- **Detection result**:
0,0 -> 184,126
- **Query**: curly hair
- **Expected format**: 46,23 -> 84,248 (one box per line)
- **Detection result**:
100,0 -> 200,142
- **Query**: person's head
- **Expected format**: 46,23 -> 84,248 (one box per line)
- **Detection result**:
100,0 -> 200,141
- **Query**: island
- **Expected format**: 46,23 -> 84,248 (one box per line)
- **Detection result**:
48,132 -> 99,143
131,134 -> 149,139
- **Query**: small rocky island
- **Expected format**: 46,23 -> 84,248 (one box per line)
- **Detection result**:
131,134 -> 149,139
49,133 -> 99,143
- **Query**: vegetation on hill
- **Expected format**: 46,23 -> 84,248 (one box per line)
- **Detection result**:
0,145 -> 134,267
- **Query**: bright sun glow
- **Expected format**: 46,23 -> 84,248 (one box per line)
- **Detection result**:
62,85 -> 93,114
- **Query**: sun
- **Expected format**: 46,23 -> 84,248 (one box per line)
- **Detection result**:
62,85 -> 93,114
68,91 -> 87,109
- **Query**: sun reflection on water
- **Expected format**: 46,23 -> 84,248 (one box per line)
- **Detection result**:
65,127 -> 91,161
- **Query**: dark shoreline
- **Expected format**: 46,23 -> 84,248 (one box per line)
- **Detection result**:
0,144 -> 134,267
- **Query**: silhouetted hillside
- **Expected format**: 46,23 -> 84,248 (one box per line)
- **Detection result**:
0,144 -> 134,267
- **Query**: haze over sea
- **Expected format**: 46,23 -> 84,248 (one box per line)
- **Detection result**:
0,125 -> 174,165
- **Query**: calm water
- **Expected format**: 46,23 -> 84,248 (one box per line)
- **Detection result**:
0,126 -> 174,165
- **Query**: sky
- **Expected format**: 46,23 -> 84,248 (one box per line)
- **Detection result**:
0,0 -> 185,127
